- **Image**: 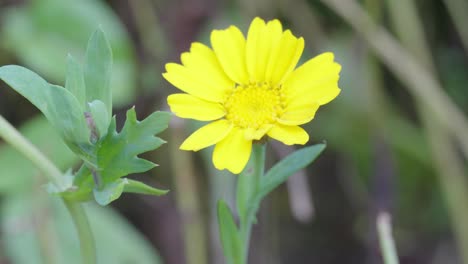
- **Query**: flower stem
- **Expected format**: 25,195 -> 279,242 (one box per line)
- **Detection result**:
238,143 -> 266,263
377,212 -> 399,264
0,115 -> 96,264
64,201 -> 96,264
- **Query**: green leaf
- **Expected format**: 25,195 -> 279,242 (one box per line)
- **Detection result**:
93,179 -> 126,206
123,179 -> 169,196
258,143 -> 326,200
65,54 -> 86,108
93,178 -> 169,206
84,29 -> 112,116
87,100 -> 110,140
0,65 -> 90,147
97,109 -> 170,182
217,200 -> 243,264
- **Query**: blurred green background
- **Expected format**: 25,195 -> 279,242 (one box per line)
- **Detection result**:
1,0 -> 468,263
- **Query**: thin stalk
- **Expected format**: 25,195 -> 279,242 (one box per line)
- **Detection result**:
0,115 -> 66,189
63,201 -> 95,264
0,115 -> 96,264
319,0 -> 468,161
377,212 -> 399,264
238,143 -> 266,263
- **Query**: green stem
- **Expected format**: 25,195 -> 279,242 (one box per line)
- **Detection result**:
377,212 -> 399,264
0,115 -> 96,264
238,143 -> 266,263
0,115 -> 65,188
64,201 -> 96,264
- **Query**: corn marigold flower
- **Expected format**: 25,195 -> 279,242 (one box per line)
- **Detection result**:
164,17 -> 341,174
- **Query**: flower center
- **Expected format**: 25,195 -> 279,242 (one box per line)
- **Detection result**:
224,83 -> 284,129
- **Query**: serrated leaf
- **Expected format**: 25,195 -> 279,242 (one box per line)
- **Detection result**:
97,109 -> 170,182
84,28 -> 112,116
217,200 -> 243,264
65,54 -> 86,108
88,100 -> 110,139
0,65 -> 90,148
258,143 -> 326,200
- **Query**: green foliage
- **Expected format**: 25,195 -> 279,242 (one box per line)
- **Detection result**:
258,143 -> 326,199
97,109 -> 169,182
217,200 -> 243,264
93,178 -> 168,206
0,66 -> 91,151
84,29 -> 113,116
91,109 -> 170,205
218,143 -> 326,264
0,29 -> 170,205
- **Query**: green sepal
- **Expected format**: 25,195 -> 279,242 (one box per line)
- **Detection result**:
217,200 -> 243,264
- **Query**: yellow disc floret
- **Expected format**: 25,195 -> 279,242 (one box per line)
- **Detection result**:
224,83 -> 283,130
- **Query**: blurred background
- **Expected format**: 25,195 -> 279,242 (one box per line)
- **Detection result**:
1,0 -> 468,263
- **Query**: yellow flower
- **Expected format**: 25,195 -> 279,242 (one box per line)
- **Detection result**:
164,17 -> 341,174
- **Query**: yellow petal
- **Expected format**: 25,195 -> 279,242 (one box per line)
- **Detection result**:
163,63 -> 227,102
213,127 -> 252,174
168,93 -> 226,121
246,18 -> 283,82
287,78 -> 341,107
211,26 -> 249,84
266,30 -> 304,86
181,42 -> 234,92
282,52 -> 341,105
267,124 -> 309,145
278,102 -> 320,126
180,120 -> 233,151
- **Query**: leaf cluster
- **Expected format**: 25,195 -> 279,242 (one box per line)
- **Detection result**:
0,29 -> 170,205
